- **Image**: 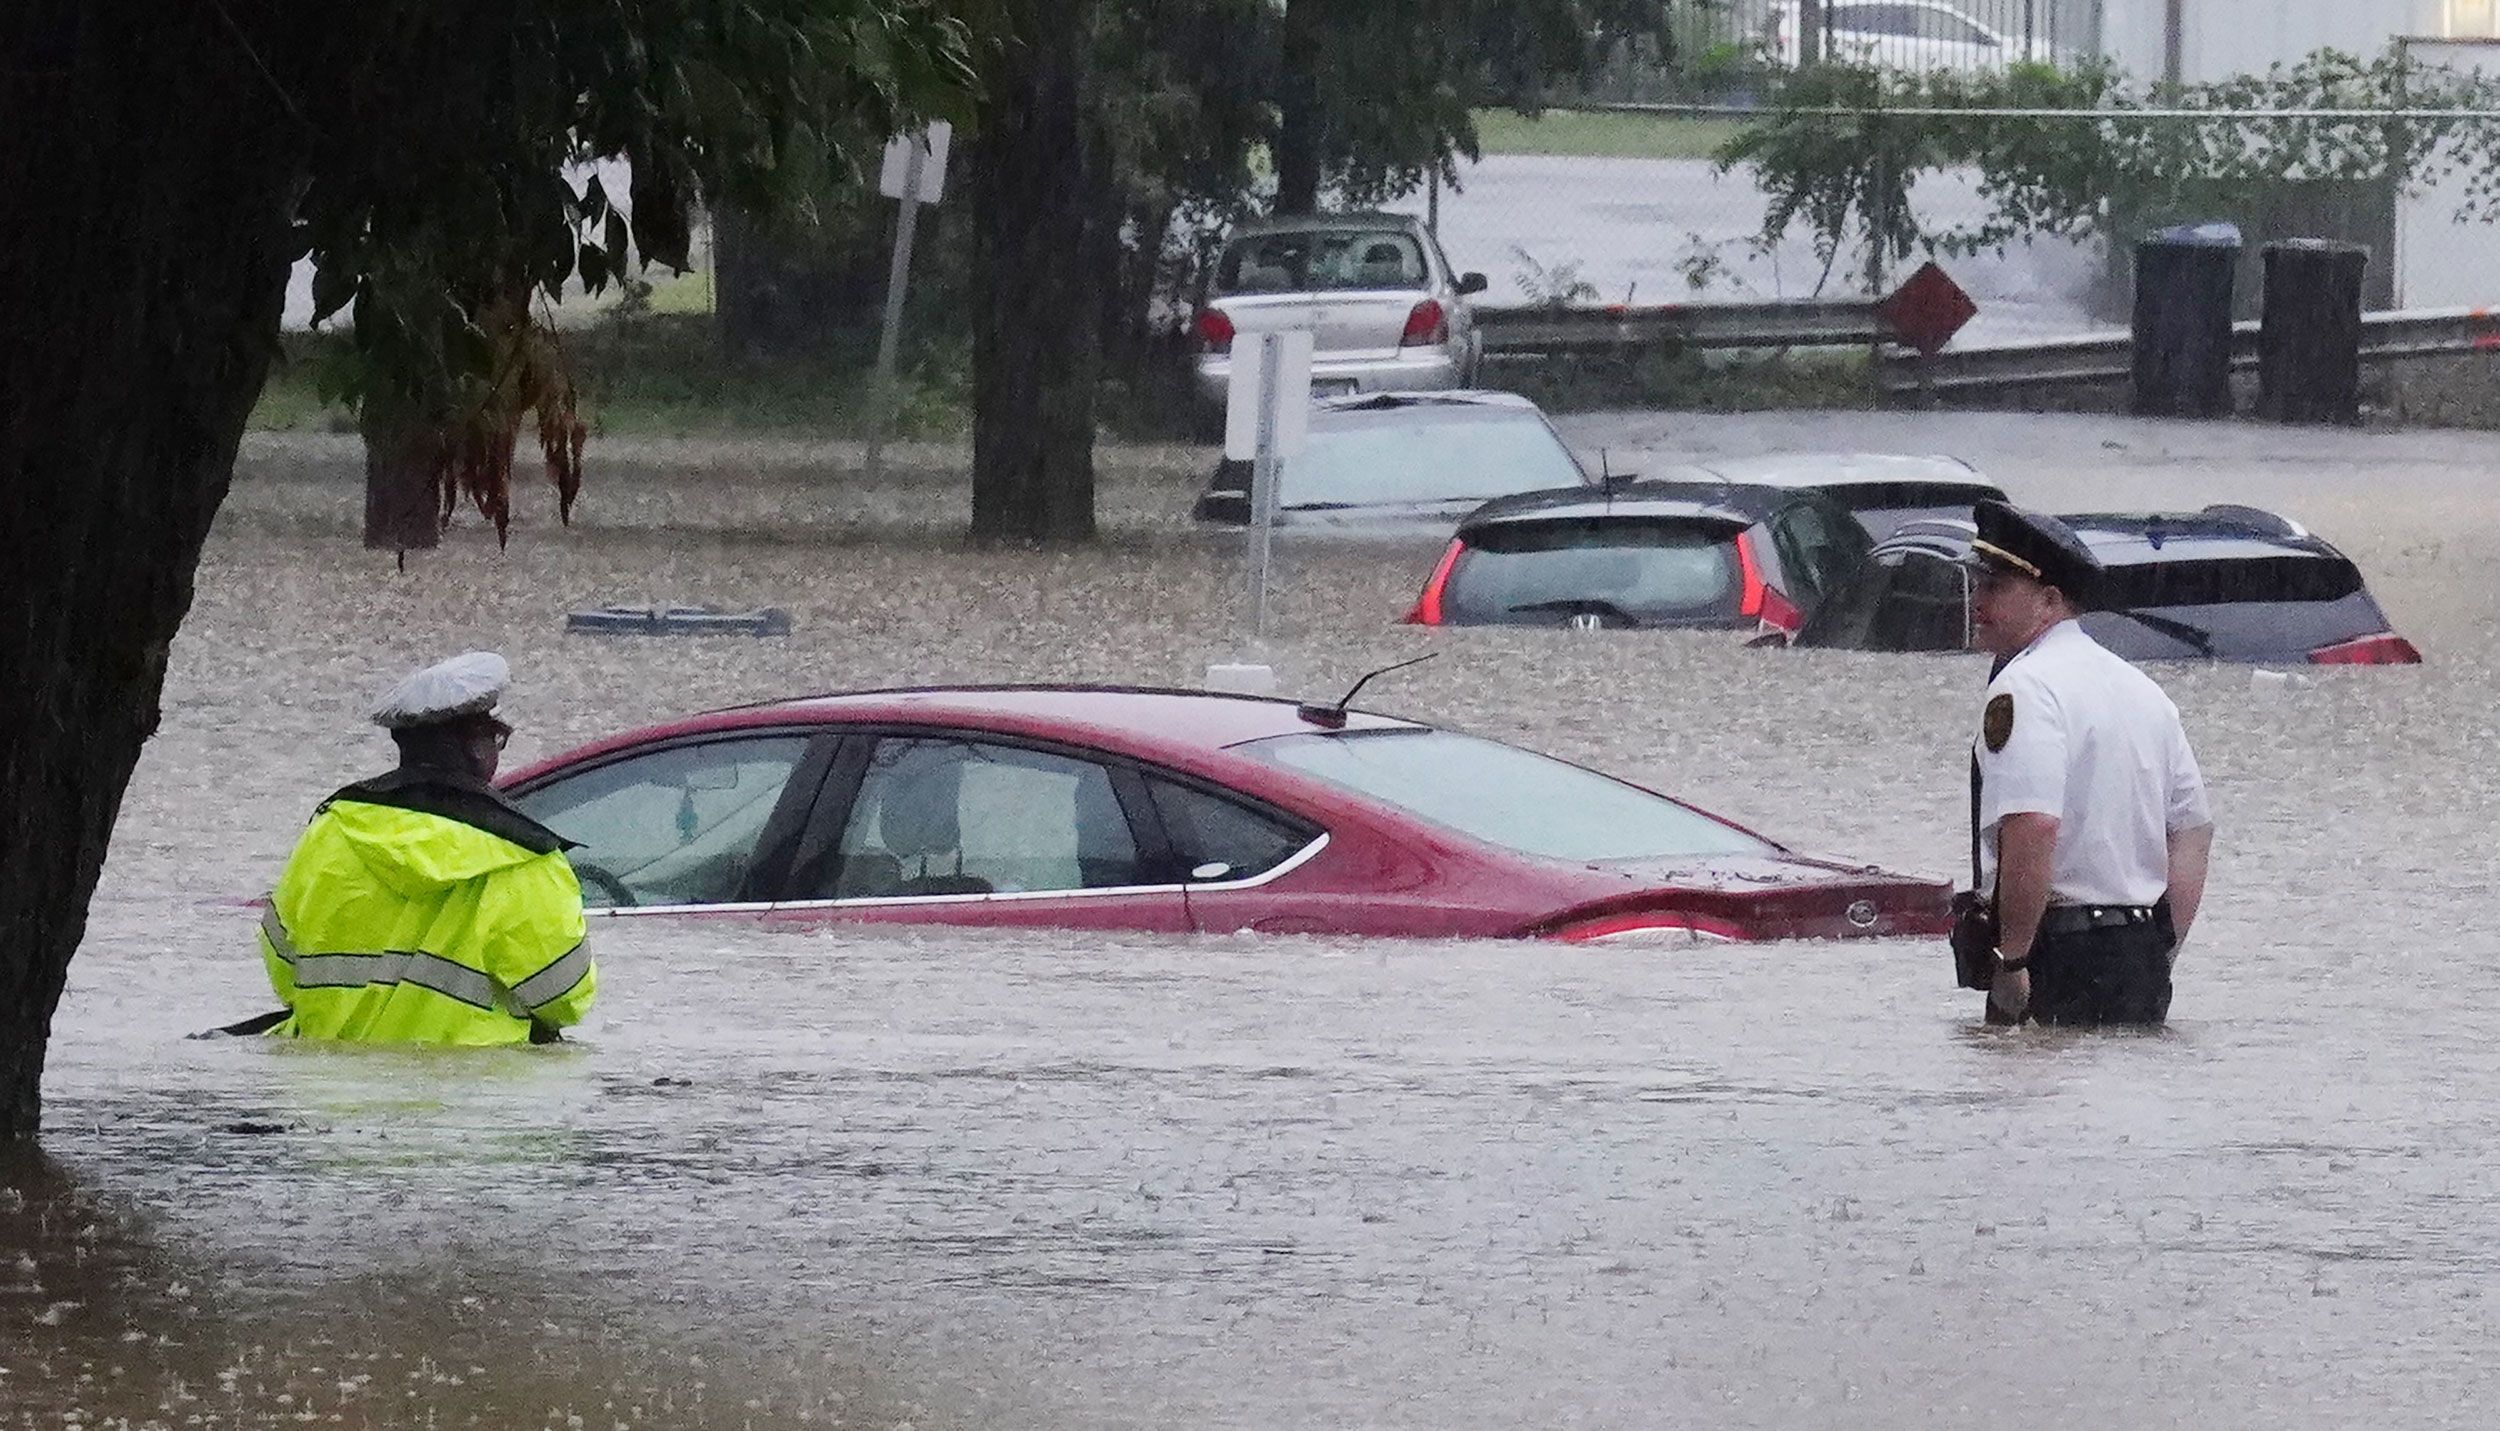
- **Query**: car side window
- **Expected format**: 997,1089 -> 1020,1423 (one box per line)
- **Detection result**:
821,738 -> 1144,898
517,736 -> 813,908
1870,552 -> 1972,651
1147,778 -> 1317,883
1769,499 -> 1871,606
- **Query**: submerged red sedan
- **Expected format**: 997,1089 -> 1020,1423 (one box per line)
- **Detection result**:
500,686 -> 1949,943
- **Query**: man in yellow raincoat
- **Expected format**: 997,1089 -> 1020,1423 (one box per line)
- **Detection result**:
256,652 -> 595,1044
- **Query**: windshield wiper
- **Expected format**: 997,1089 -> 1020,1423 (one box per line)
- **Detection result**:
2100,607 -> 2217,658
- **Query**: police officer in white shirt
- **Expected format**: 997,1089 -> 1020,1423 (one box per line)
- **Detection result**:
1961,501 -> 2215,1026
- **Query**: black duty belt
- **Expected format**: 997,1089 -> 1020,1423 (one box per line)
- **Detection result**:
2039,904 -> 2158,936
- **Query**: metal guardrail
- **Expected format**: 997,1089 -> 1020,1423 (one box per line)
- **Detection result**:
1875,306 -> 2500,395
1478,299 -> 1884,355
1478,297 -> 2500,393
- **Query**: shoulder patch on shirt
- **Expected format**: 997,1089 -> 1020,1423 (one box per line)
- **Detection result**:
1982,693 -> 2015,753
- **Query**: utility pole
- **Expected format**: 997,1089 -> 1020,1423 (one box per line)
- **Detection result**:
2163,0 -> 2184,89
1800,0 -> 1825,65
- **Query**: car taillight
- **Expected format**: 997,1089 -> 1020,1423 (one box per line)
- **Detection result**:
2308,633 -> 2422,665
1545,911 -> 1745,944
1400,299 -> 1448,347
1758,586 -> 1803,635
1404,538 -> 1466,625
1194,308 -> 1235,355
1734,531 -> 1766,617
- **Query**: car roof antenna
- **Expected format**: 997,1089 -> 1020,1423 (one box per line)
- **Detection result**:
1598,449 -> 1636,502
1296,653 -> 1440,729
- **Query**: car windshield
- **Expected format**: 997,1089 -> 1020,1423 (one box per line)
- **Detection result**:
1217,230 -> 1428,293
1282,410 -> 1583,510
1443,519 -> 1743,625
1241,728 -> 1773,862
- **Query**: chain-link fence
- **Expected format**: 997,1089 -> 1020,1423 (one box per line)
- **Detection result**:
1387,98 -> 2500,349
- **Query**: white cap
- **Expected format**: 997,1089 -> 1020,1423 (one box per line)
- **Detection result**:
370,651 -> 510,730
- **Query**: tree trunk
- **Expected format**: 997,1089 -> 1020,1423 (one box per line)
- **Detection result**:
1273,0 -> 1325,216
0,2 -> 301,1137
969,3 -> 1106,543
361,399 -> 447,551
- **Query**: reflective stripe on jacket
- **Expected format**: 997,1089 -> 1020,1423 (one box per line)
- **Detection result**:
259,796 -> 595,1045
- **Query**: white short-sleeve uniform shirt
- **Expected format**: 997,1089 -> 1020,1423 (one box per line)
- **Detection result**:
1976,620 -> 2212,906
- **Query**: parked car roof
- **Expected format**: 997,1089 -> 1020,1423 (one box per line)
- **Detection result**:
2063,509 -> 2326,561
1889,508 -> 2340,569
508,684 -> 1424,786
1457,478 -> 1808,532
1313,390 -> 1536,419
1646,453 -> 2005,540
1225,211 -> 1425,236
1671,452 -> 1985,488
1193,390 -> 1590,528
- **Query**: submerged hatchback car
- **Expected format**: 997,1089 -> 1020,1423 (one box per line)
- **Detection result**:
1191,212 -> 1489,416
501,686 -> 1950,942
1403,479 -> 1872,633
1795,506 -> 2421,663
1193,391 -> 1592,533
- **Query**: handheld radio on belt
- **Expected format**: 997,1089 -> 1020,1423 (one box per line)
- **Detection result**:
1948,752 -> 2001,993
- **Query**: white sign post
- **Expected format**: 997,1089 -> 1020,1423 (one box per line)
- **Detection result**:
862,122 -> 951,483
1223,325 -> 1314,640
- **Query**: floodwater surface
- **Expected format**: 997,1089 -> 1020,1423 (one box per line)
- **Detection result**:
8,412 -> 2500,1428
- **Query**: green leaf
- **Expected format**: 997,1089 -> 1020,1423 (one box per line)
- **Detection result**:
629,156 -> 694,272
606,209 -> 631,272
310,261 -> 359,327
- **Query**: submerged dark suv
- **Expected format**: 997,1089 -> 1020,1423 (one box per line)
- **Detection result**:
1794,505 -> 2421,664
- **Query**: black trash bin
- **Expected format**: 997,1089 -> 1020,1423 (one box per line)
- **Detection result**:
2257,239 -> 2368,425
2131,222 -> 2241,418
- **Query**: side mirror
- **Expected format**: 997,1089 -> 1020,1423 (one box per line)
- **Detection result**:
1456,272 -> 1489,296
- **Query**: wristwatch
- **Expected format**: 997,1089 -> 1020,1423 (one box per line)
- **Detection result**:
1992,948 -> 2031,974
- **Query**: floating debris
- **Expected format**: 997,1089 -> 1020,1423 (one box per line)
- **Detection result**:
564,603 -> 793,637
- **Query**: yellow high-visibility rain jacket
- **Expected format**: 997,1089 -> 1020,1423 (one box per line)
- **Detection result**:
257,769 -> 595,1045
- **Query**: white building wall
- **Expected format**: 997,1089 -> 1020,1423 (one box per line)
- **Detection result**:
2101,0 -> 2448,81
2395,38 -> 2500,308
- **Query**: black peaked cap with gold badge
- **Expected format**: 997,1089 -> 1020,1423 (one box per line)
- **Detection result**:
1960,499 -> 2103,607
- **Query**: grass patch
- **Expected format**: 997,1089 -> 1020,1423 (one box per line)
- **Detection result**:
640,268 -> 718,317
1489,345 -> 1876,415
249,314 -> 972,441
1472,109 -> 1742,161
248,359 -> 352,433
